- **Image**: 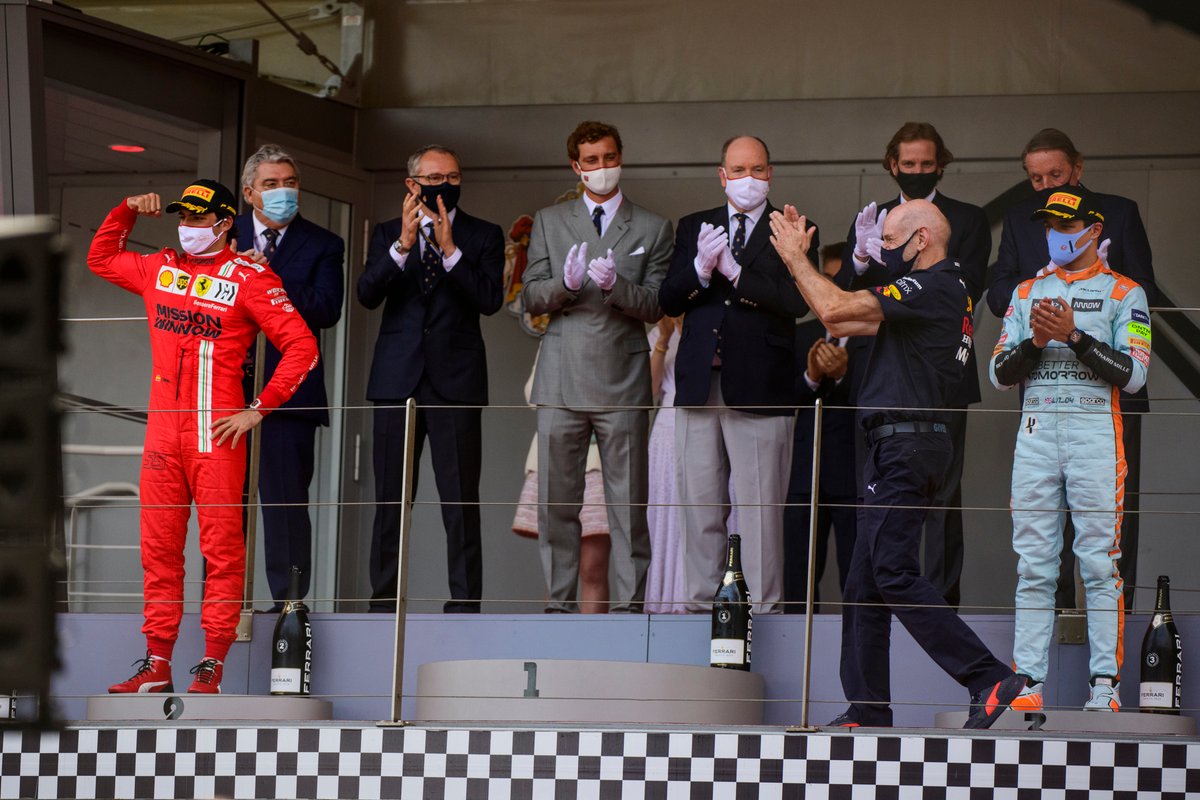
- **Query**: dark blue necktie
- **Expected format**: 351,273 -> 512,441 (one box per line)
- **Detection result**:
421,222 -> 442,292
731,213 -> 747,263
262,228 -> 278,262
592,205 -> 605,237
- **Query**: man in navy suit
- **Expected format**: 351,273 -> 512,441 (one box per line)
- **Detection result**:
236,144 -> 344,609
987,128 -> 1156,607
837,122 -> 990,607
784,243 -> 859,613
358,145 -> 504,613
659,135 -> 814,614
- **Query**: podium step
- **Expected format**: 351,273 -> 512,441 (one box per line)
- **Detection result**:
86,694 -> 332,722
415,659 -> 764,725
934,707 -> 1196,734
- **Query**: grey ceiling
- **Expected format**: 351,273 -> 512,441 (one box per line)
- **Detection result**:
45,84 -> 204,176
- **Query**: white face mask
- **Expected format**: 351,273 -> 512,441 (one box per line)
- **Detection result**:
722,173 -> 770,211
576,164 -> 621,196
178,222 -> 225,256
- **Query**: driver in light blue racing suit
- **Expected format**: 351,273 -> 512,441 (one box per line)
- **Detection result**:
989,184 -> 1150,713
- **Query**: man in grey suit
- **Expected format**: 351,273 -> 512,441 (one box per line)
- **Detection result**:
522,120 -> 674,613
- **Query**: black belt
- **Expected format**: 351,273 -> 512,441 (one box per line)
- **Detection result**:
867,421 -> 948,444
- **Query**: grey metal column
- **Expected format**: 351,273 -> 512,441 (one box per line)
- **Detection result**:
236,334 -> 268,640
385,397 -> 418,724
799,398 -> 823,730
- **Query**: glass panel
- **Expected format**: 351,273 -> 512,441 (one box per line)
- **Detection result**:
245,190 -> 351,613
49,82 -> 219,614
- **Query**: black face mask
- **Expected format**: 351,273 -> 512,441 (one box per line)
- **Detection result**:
894,170 -> 941,199
880,230 -> 919,280
417,181 -> 461,213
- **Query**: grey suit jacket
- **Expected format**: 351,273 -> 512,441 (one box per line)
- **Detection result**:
522,196 -> 673,410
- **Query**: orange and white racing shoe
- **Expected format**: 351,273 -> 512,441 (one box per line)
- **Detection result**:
1084,676 -> 1121,711
1010,678 -> 1044,712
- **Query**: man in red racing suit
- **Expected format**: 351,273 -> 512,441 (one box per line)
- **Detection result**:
88,180 -> 318,694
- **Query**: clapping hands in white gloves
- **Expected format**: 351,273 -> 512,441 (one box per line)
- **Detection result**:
716,243 -> 741,285
694,222 -> 728,284
853,202 -> 887,272
562,241 -> 589,291
587,248 -> 617,292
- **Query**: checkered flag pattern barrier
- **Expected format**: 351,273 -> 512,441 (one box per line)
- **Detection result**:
3,725 -> 1199,799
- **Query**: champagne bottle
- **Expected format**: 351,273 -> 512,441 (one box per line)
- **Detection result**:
1139,575 -> 1182,714
271,566 -> 312,696
710,534 -> 752,670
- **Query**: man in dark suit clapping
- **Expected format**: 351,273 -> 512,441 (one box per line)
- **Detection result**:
837,122 -> 990,608
358,145 -> 505,613
784,243 -> 860,614
659,135 -> 815,614
236,144 -> 344,610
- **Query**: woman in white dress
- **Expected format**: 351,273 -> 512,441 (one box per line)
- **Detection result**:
644,316 -> 684,613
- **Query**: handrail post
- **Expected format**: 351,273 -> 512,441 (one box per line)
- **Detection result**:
799,398 -> 823,729
236,333 -> 268,641
386,397 -> 418,724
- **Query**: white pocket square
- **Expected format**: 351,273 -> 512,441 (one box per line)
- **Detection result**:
629,246 -> 646,256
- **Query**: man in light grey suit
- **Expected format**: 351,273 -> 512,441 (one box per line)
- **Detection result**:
522,120 -> 674,613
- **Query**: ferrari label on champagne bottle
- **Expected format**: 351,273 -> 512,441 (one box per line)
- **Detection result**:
710,639 -> 746,665
1140,682 -> 1172,708
271,667 -> 303,694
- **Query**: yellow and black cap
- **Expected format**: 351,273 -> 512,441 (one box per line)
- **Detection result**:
164,179 -> 238,219
1030,185 -> 1104,224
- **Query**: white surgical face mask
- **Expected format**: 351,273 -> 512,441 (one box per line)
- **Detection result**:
722,173 -> 770,212
576,164 -> 621,196
178,222 -> 224,256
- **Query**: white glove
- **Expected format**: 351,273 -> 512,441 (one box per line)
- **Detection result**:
853,203 -> 887,271
562,241 -> 589,291
1097,237 -> 1111,267
587,248 -> 617,292
864,235 -> 884,265
716,244 -> 741,285
694,223 -> 727,283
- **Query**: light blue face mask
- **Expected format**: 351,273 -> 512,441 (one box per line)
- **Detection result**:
1046,225 -> 1094,268
258,186 -> 299,224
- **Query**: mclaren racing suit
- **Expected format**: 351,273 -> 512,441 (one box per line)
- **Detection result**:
88,202 -> 319,650
989,260 -> 1150,684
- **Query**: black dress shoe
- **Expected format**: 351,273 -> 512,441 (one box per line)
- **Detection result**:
443,601 -> 481,614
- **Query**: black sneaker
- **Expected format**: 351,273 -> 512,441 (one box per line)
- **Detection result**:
826,711 -> 861,728
964,674 -> 1026,729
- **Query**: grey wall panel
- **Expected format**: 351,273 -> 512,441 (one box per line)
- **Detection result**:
357,93 -> 1200,172
359,0 -> 1200,107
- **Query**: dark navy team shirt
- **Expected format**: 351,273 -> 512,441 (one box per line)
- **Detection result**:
856,258 -> 973,430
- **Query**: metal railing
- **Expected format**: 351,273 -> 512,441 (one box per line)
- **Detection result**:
51,307 -> 1200,725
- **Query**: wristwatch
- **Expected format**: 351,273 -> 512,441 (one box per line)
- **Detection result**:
249,398 -> 263,411
1067,328 -> 1085,346
392,239 -> 409,257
